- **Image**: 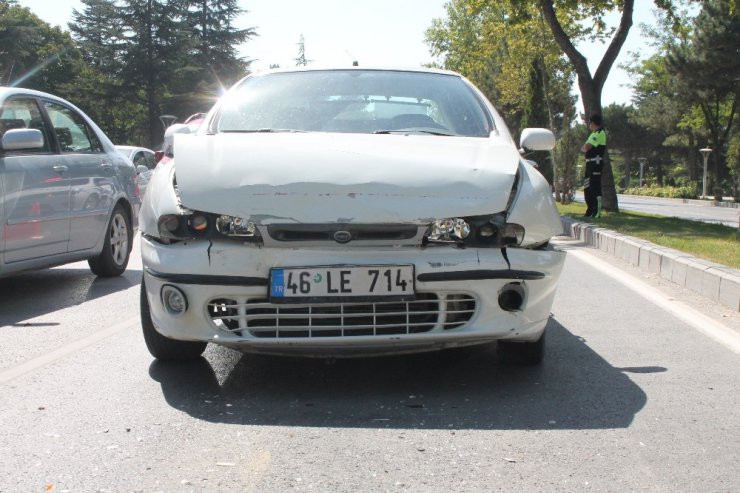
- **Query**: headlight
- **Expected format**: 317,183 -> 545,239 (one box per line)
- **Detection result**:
216,215 -> 257,237
428,218 -> 471,242
425,213 -> 525,247
156,211 -> 261,242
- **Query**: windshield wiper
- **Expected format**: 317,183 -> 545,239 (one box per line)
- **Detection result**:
221,128 -> 308,133
373,129 -> 456,136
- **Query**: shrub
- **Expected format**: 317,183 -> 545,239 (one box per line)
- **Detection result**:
622,184 -> 698,199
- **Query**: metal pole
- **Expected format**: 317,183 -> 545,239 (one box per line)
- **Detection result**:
699,148 -> 712,198
638,157 -> 646,188
159,115 -> 177,134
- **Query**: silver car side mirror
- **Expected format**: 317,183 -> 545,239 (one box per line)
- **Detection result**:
1,128 -> 44,151
519,128 -> 556,152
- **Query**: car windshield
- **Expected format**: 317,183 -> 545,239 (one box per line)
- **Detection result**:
214,70 -> 493,137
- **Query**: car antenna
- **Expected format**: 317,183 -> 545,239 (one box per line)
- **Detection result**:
345,50 -> 358,67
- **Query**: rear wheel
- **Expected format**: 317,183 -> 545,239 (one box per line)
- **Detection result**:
498,331 -> 545,365
88,204 -> 132,277
141,278 -> 207,360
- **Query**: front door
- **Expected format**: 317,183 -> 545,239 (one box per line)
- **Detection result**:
0,97 -> 70,263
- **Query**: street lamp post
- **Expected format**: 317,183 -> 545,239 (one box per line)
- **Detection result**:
637,157 -> 647,188
699,148 -> 712,199
159,114 -> 177,134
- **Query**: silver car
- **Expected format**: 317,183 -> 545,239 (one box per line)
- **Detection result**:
140,67 -> 564,364
0,87 -> 139,278
115,145 -> 157,197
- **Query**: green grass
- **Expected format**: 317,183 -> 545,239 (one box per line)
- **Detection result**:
557,202 -> 740,269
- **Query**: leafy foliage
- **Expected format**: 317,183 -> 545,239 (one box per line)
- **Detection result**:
0,1 -> 82,92
1,0 -> 254,147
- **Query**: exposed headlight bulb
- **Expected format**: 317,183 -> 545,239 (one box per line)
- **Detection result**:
216,215 -> 256,236
429,218 -> 470,242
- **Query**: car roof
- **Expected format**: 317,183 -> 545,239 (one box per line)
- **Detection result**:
249,66 -> 462,77
0,86 -> 77,105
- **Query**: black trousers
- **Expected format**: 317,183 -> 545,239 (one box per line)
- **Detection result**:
584,173 -> 602,217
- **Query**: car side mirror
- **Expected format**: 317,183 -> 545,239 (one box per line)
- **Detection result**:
519,128 -> 555,152
136,165 -> 149,175
1,128 -> 44,151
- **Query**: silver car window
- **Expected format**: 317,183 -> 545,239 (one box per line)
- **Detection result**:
0,98 -> 51,153
43,101 -> 103,153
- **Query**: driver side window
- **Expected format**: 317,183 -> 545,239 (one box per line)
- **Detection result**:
0,98 -> 51,153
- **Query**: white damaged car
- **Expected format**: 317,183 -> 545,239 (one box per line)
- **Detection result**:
139,67 -> 565,364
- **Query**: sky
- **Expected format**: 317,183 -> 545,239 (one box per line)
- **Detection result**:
16,0 -> 661,107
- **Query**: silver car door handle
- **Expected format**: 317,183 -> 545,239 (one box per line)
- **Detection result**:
99,162 -> 113,169
52,165 -> 68,174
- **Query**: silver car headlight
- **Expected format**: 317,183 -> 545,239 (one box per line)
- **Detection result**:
215,215 -> 257,237
155,211 -> 261,243
425,213 -> 525,247
427,218 -> 471,243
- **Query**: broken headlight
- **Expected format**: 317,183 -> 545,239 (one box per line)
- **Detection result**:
427,218 -> 471,243
156,212 -> 261,242
425,213 -> 524,247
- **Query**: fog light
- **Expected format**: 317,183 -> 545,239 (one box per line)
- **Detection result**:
161,285 -> 188,316
498,283 -> 525,312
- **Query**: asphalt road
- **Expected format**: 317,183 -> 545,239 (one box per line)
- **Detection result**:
575,192 -> 740,228
1,235 -> 739,492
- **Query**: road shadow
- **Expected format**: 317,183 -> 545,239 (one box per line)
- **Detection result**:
0,266 -> 141,326
150,318 -> 649,431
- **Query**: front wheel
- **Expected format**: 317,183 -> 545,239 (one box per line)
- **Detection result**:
498,331 -> 545,365
88,204 -> 132,277
141,278 -> 207,360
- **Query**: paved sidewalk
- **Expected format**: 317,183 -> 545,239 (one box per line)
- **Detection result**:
561,216 -> 740,312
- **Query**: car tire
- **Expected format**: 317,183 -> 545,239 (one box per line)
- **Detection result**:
140,278 -> 207,360
498,331 -> 545,365
88,204 -> 132,277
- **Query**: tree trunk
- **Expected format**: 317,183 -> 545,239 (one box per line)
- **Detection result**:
539,0 -> 635,212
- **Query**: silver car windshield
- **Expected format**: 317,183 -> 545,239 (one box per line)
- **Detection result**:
214,70 -> 494,137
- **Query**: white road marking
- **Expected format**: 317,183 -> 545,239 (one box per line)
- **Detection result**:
568,248 -> 740,354
0,316 -> 139,385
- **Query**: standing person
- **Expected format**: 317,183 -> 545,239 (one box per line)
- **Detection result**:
581,114 -> 607,218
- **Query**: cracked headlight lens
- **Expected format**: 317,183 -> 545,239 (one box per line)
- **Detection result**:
216,215 -> 257,237
428,218 -> 471,242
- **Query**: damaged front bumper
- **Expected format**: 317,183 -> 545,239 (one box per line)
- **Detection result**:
141,236 -> 566,356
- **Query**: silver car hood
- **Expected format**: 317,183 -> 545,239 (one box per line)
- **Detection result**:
174,132 -> 519,224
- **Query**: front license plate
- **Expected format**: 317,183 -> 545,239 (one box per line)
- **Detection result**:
270,265 -> 415,303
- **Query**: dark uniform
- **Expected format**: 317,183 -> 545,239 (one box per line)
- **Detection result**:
583,126 -> 606,217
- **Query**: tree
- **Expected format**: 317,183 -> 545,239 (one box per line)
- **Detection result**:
69,0 -> 122,73
67,0 -> 133,142
537,0 -> 640,211
118,0 -> 191,147
665,0 -> 739,194
426,0 -> 575,198
0,1 -> 82,92
185,0 -> 255,92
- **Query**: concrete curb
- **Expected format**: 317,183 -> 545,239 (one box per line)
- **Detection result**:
561,216 -> 740,312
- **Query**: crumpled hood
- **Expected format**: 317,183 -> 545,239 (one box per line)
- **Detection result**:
174,132 -> 519,223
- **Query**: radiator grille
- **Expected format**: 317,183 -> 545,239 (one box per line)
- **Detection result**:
266,224 -> 420,242
207,293 -> 476,338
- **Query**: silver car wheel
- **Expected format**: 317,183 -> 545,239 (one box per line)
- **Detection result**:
109,212 -> 129,266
